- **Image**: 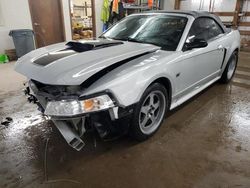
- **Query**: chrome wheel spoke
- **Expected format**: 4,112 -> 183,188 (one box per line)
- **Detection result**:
140,106 -> 149,115
141,116 -> 150,127
227,57 -> 236,79
149,113 -> 156,123
149,94 -> 155,106
152,101 -> 160,110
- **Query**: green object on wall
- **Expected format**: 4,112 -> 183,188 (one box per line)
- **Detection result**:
0,54 -> 9,64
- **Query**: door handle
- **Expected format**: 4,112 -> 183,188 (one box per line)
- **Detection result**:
217,45 -> 224,50
34,22 -> 40,26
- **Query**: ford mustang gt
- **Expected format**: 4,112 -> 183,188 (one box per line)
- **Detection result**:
15,11 -> 240,151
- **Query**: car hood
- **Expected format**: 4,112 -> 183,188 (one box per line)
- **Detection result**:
15,39 -> 161,85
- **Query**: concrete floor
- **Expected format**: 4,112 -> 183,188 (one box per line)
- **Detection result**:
0,52 -> 250,188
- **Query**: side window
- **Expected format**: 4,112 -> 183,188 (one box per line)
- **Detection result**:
188,17 -> 224,41
207,19 -> 224,39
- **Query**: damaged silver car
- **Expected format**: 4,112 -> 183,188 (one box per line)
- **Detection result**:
15,11 -> 240,151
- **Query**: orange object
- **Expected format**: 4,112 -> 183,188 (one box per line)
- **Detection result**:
83,99 -> 94,111
148,0 -> 153,8
112,0 -> 119,14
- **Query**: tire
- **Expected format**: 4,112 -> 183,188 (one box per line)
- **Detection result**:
130,83 -> 168,141
220,51 -> 238,83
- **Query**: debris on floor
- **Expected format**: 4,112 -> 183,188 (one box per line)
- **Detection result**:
1,117 -> 13,127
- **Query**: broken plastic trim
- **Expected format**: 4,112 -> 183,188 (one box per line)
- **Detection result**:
53,120 -> 85,151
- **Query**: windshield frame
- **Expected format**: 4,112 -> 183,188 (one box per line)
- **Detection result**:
100,13 -> 189,51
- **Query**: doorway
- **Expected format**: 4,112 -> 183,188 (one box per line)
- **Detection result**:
28,0 -> 65,48
69,0 -> 96,40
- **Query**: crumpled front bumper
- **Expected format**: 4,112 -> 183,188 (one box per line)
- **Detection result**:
51,107 -> 133,151
23,86 -> 134,151
53,119 -> 86,151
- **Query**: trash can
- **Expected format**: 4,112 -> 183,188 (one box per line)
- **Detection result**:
9,29 -> 36,58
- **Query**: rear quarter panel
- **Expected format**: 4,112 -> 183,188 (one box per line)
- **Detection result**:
221,30 -> 240,71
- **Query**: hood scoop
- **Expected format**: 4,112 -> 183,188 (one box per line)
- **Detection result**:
66,40 -> 124,52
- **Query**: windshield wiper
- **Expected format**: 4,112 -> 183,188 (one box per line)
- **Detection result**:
106,37 -> 143,43
127,37 -> 144,43
99,36 -> 110,39
129,37 -> 162,48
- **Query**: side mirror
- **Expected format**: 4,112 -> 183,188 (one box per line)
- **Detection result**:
183,38 -> 208,51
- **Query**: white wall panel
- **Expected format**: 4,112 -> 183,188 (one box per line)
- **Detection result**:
220,16 -> 234,22
180,0 -> 210,11
212,0 -> 236,12
239,0 -> 250,40
163,0 -> 175,10
0,0 -> 104,53
179,0 -> 236,24
0,0 -> 32,54
62,0 -> 73,41
180,0 -> 236,11
95,0 -> 103,37
0,2 -> 4,26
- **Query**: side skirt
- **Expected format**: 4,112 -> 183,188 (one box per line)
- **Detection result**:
170,76 -> 221,110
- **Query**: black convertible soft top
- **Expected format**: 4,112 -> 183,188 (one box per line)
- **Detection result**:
148,10 -> 213,18
141,10 -> 228,33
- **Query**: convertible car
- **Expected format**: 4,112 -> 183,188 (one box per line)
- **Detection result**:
15,11 -> 240,151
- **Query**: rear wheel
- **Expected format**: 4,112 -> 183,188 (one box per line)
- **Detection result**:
130,83 -> 168,141
220,51 -> 238,83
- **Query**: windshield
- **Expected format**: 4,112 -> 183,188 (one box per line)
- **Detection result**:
101,15 -> 188,51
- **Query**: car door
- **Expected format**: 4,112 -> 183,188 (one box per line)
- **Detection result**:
175,17 -> 226,99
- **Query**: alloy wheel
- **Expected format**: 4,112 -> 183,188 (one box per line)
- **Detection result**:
139,91 -> 166,135
227,55 -> 237,80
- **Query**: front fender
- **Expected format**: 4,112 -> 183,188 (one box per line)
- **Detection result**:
81,51 -> 177,107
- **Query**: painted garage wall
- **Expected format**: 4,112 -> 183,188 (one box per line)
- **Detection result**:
180,0 -> 237,22
0,0 -> 73,54
162,0 -> 237,14
162,0 -> 237,22
62,0 -> 73,41
95,0 -> 103,37
238,1 -> 250,42
0,0 -> 33,54
163,0 -> 175,10
0,0 -> 103,54
180,0 -> 236,12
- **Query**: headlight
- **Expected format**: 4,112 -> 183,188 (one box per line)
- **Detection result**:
44,94 -> 115,116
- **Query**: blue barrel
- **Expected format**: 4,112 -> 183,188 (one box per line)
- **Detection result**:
9,29 -> 36,58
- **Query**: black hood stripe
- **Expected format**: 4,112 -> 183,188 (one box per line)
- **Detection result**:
33,40 -> 124,66
33,50 -> 76,66
81,51 -> 154,88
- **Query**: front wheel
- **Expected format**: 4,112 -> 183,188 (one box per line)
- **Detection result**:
130,83 -> 168,141
220,51 -> 238,83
